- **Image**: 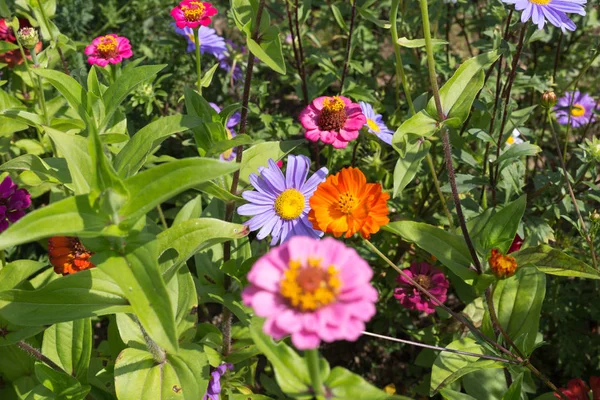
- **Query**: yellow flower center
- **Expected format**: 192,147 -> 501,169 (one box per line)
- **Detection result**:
97,36 -> 118,58
280,258 -> 341,311
182,1 -> 206,21
529,0 -> 551,4
323,96 -> 346,112
366,118 -> 381,133
317,97 -> 347,131
338,192 -> 358,214
571,104 -> 586,117
274,189 -> 305,220
506,135 -> 515,145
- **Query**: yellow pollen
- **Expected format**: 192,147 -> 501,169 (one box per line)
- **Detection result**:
528,0 -> 551,4
506,135 -> 515,145
274,189 -> 305,220
366,119 -> 381,133
97,36 -> 118,56
182,1 -> 206,21
280,258 -> 341,311
571,104 -> 586,117
323,96 -> 346,113
338,192 -> 358,214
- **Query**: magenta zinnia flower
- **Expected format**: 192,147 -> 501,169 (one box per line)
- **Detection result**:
501,0 -> 587,32
243,236 -> 378,349
0,176 -> 31,232
84,34 -> 133,67
554,91 -> 597,128
394,262 -> 449,314
171,0 -> 218,29
299,96 -> 366,149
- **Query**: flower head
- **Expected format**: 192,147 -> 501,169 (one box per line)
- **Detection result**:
48,236 -> 95,275
394,262 -> 449,314
84,34 -> 133,67
555,91 -> 596,128
16,27 -> 39,49
299,96 -> 366,149
358,102 -> 394,145
173,24 -> 226,56
308,167 -> 389,239
0,18 -> 42,67
501,0 -> 586,32
542,91 -> 558,108
488,249 -> 518,279
0,176 -> 30,232
554,377 -> 600,400
243,236 -> 378,349
171,0 -> 218,29
210,103 -> 241,161
237,155 -> 328,245
203,363 -> 233,400
506,129 -> 524,146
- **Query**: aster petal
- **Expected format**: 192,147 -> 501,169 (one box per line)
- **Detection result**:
301,167 -> 328,195
245,210 -> 277,231
259,159 -> 286,192
256,214 -> 281,240
237,203 -> 274,216
550,0 -> 586,15
286,154 -> 309,190
242,191 -> 276,205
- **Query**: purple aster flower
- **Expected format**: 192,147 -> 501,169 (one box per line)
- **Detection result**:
237,155 -> 328,246
554,91 -> 597,128
216,40 -> 244,82
0,176 -> 30,232
358,102 -> 394,145
203,363 -> 233,400
210,103 -> 241,161
501,0 -> 587,32
172,24 -> 227,57
394,262 -> 449,314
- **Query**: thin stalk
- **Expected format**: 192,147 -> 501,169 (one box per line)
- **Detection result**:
285,0 -> 302,92
419,0 -> 443,119
327,144 -> 335,171
339,0 -> 357,92
547,111 -> 598,269
390,0 -> 415,114
15,41 -> 43,116
425,153 -> 454,229
17,341 -> 67,374
305,349 -> 326,399
485,287 -> 526,359
294,0 -> 308,102
29,50 -> 49,125
135,318 -> 166,363
37,3 -> 69,75
157,205 -> 168,230
351,140 -> 359,167
194,29 -> 203,95
552,31 -> 563,83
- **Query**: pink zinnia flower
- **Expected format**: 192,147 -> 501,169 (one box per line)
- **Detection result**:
508,234 -> 523,253
242,236 -> 378,349
299,96 -> 366,149
171,0 -> 218,29
394,262 -> 449,314
84,34 -> 133,67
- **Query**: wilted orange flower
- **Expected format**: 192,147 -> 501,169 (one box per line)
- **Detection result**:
48,236 -> 95,275
308,167 -> 389,239
488,249 -> 517,279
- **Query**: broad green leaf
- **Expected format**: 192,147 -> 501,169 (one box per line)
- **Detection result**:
326,367 -> 411,400
114,115 -> 205,178
384,221 -> 478,282
118,158 -> 239,228
496,143 -> 541,166
357,7 -> 391,29
479,195 -> 526,253
35,362 -> 91,399
45,127 -> 93,194
397,37 -> 448,48
0,314 -> 45,347
42,319 -> 92,382
513,245 -> 600,279
206,133 -> 254,157
0,41 -> 19,53
0,194 -> 111,251
443,70 -> 484,128
492,267 -> 545,355
0,268 -> 131,326
239,140 -> 303,185
201,63 -> 220,87
440,389 -> 478,400
0,260 -> 47,291
115,345 -> 209,400
430,337 -> 504,394
0,155 -> 71,186
196,181 -> 244,203
393,139 -> 431,197
96,234 -> 179,354
231,0 -> 271,35
33,69 -> 89,120
391,111 -> 438,144
172,196 -> 203,227
247,27 -> 286,75
0,109 -> 44,127
87,123 -> 128,200
331,4 -> 348,31
0,343 -> 35,381
502,373 -> 523,400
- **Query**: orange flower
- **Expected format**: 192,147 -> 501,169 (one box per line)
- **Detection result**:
308,167 -> 389,239
48,236 -> 95,275
488,249 -> 517,279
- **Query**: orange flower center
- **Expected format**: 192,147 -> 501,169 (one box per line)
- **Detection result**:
337,192 -> 358,214
529,0 -> 551,4
97,36 -> 118,58
274,189 -> 305,220
317,96 -> 347,131
182,1 -> 206,22
280,258 -> 341,311
571,103 -> 586,117
414,274 -> 432,290
488,249 -> 518,279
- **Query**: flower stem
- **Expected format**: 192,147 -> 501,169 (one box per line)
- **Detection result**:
17,341 -> 67,374
339,0 -> 357,92
195,28 -> 202,95
425,152 -> 454,229
418,0 -> 443,120
37,2 -> 69,75
135,317 -> 166,363
305,349 -> 325,400
390,0 -> 415,114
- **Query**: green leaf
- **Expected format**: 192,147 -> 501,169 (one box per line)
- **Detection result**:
397,37 -> 448,48
0,194 -> 111,251
513,245 -> 600,279
326,367 -> 411,400
0,268 -> 131,326
34,363 -> 90,399
393,139 -> 431,197
114,344 -> 209,400
430,337 -> 504,394
246,27 -> 286,75
440,389 -> 478,400
391,111 -> 438,144
496,143 -> 541,166
172,195 -> 202,227
118,158 -> 239,228
33,69 -> 89,120
0,314 -> 45,347
0,40 -> 19,54
206,134 -> 254,157
45,127 -> 93,194
196,181 -> 244,203
96,233 -> 179,354
443,70 -> 484,128
0,155 -> 71,186
239,140 -> 303,185
201,63 -> 220,88
0,260 -> 47,291
331,5 -> 348,32
384,221 -> 478,283
492,267 -> 546,355
42,319 -> 92,382
502,373 -> 523,400
479,195 -> 526,253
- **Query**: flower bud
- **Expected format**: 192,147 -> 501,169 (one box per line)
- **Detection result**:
16,27 -> 39,49
541,91 -> 557,109
489,249 -> 518,279
591,210 -> 600,223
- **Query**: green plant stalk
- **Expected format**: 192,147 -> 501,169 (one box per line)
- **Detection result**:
30,49 -> 49,125
327,144 -> 334,172
425,152 -> 454,229
390,0 -> 415,114
157,204 -> 168,230
37,2 -> 69,75
306,349 -> 325,400
136,317 -> 166,364
339,0 -> 357,92
195,29 -> 203,95
15,40 -> 47,128
17,341 -> 67,374
419,0 -> 443,119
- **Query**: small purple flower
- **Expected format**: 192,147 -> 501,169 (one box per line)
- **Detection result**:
555,91 -> 597,128
210,103 -> 241,161
358,102 -> 394,145
216,40 -> 244,82
501,0 -> 587,32
394,262 -> 449,314
0,176 -> 30,232
173,24 -> 227,57
237,155 -> 328,246
203,363 -> 233,400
